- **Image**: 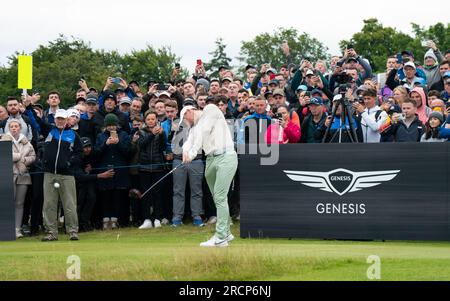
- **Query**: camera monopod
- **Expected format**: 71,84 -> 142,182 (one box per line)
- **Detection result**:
139,162 -> 183,200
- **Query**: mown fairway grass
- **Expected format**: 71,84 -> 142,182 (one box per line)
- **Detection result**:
1,223 -> 449,281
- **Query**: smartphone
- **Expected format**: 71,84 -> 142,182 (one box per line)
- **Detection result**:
110,130 -> 118,139
421,40 -> 429,47
111,77 -> 121,84
175,63 -> 181,69
197,59 -> 202,66
445,102 -> 450,109
157,83 -> 169,91
396,53 -> 403,64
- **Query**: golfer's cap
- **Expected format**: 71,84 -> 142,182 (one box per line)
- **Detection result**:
179,105 -> 196,125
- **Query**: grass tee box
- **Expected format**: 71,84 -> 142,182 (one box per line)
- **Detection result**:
240,143 -> 450,241
1,226 -> 450,281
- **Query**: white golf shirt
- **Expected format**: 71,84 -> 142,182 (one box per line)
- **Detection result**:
183,104 -> 235,161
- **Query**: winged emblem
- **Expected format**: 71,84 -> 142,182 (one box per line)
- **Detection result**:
283,168 -> 400,196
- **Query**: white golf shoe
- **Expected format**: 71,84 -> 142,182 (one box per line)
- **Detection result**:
138,219 -> 153,229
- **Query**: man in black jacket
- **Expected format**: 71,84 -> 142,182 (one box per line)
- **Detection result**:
381,99 -> 424,142
75,137 -> 114,232
92,90 -> 131,135
41,109 -> 83,241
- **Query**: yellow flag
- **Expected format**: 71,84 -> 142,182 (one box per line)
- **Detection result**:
18,55 -> 33,89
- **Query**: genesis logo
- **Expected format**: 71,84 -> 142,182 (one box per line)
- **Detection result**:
283,168 -> 400,196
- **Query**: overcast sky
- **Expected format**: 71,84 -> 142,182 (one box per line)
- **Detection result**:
0,0 -> 448,71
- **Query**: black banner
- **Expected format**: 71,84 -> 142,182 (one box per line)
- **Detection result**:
0,141 -> 14,241
240,143 -> 450,241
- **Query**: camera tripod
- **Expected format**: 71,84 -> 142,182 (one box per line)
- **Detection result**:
321,92 -> 359,143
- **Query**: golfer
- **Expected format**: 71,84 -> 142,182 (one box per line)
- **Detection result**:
180,102 -> 238,247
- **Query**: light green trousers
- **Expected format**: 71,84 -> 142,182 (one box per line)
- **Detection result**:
205,152 -> 238,240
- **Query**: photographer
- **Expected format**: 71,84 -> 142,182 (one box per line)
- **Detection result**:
352,88 -> 388,143
314,95 -> 362,143
334,45 -> 372,87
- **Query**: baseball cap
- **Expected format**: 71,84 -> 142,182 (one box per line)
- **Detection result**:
268,80 -> 279,86
86,94 -> 98,105
76,97 -> 86,104
103,90 -> 117,102
129,80 -> 139,86
296,85 -> 308,92
264,90 -> 273,99
309,97 -> 324,106
66,108 -> 80,119
179,105 -> 196,125
443,71 -> 450,79
273,89 -> 285,97
388,105 -> 401,114
245,65 -> 256,71
218,65 -> 229,72
221,77 -> 233,83
311,89 -> 323,96
401,50 -> 414,57
346,57 -> 358,64
305,69 -> 314,76
119,96 -> 132,105
55,109 -> 68,119
266,68 -> 277,74
33,103 -> 44,110
80,137 -> 92,148
403,61 -> 416,70
158,91 -> 171,98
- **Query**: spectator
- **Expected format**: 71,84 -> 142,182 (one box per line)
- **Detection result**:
93,90 -> 131,134
78,93 -> 99,145
171,107 -> 205,227
409,87 -> 431,123
3,119 -> 36,238
300,97 -> 328,143
387,61 -> 420,91
352,88 -> 388,143
441,72 -> 450,101
421,112 -> 447,142
75,137 -> 114,232
1,97 -> 34,142
118,96 -> 132,114
209,79 -> 220,96
136,111 -> 167,229
392,86 -> 409,106
95,113 -> 131,230
43,91 -> 61,126
422,41 -> 444,87
430,62 -> 449,92
382,99 -> 424,142
0,105 -> 8,123
240,96 -> 272,144
315,97 -> 363,143
154,99 -> 167,122
41,109 -> 83,241
265,105 -> 301,144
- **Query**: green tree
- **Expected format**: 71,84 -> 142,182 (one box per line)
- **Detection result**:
116,46 -> 186,85
204,38 -> 232,78
238,27 -> 329,71
340,19 -> 449,73
0,36 -> 183,107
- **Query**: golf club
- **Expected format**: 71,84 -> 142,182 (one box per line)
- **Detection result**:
139,162 -> 183,199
